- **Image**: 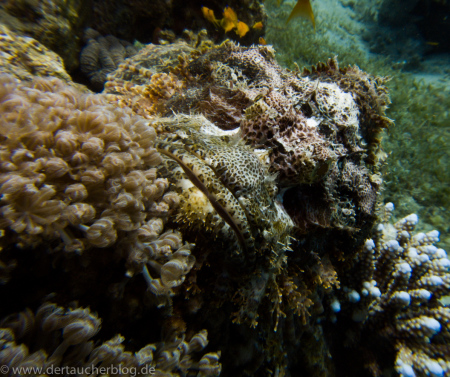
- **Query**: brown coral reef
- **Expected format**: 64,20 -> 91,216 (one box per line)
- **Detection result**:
0,0 -> 89,72
0,40 -> 448,377
80,29 -> 140,91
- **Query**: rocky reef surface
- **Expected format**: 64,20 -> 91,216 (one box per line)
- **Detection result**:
0,36 -> 448,377
0,0 -> 267,85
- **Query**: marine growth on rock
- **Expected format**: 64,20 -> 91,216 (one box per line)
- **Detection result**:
0,36 -> 446,377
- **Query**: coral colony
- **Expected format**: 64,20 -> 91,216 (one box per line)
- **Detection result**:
0,33 -> 448,377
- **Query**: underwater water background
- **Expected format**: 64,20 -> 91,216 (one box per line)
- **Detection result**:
0,0 -> 449,376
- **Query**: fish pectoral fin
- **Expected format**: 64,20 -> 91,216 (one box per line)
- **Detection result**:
287,0 -> 315,30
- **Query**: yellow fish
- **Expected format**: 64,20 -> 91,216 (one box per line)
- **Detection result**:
252,21 -> 263,30
287,0 -> 315,31
223,6 -> 238,25
221,7 -> 238,32
221,17 -> 236,32
259,37 -> 267,45
202,7 -> 220,27
235,21 -> 250,37
202,6 -> 250,38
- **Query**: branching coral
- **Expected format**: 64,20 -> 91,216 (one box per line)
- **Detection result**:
331,203 -> 450,376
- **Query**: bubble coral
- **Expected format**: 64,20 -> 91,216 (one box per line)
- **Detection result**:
0,302 -> 221,376
0,74 -> 177,253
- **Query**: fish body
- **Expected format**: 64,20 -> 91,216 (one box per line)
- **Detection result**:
253,21 -> 263,30
259,37 -> 267,45
287,0 -> 315,30
202,7 -> 220,27
223,6 -> 238,24
236,21 -> 250,37
221,17 -> 236,32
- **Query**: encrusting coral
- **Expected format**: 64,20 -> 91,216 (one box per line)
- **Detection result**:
0,25 -> 72,82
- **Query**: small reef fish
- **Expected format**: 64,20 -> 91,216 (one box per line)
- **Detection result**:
281,0 -> 315,31
253,21 -> 263,30
259,37 -> 267,45
236,21 -> 250,37
201,7 -> 220,27
202,6 -> 250,38
223,6 -> 238,24
221,17 -> 236,33
221,6 -> 238,32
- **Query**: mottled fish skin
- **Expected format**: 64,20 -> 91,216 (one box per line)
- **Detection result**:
191,133 -> 277,231
155,120 -> 293,260
157,138 -> 255,254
